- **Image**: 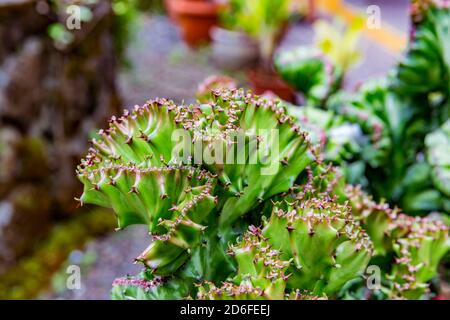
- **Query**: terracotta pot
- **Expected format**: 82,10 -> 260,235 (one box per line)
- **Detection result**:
247,69 -> 296,103
164,0 -> 178,22
165,0 -> 220,47
211,27 -> 259,70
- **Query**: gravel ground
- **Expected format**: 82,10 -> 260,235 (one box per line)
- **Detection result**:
46,1 -> 409,299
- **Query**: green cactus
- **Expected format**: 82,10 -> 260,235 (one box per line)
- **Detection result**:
77,89 -> 317,297
198,167 -> 372,299
263,202 -> 372,296
198,225 -> 290,300
197,225 -> 330,300
77,87 -> 449,300
388,215 -> 450,299
345,185 -> 398,256
186,90 -> 316,229
343,185 -> 450,299
78,164 -> 217,275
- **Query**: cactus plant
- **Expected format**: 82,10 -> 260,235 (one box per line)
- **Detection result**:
77,87 -> 449,300
196,75 -> 237,104
392,1 -> 450,100
336,0 -> 450,214
345,185 -> 450,299
77,89 -> 318,298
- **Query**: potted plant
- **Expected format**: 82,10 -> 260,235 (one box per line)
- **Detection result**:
165,0 -> 222,47
210,0 -> 259,70
225,0 -> 295,101
274,17 -> 363,105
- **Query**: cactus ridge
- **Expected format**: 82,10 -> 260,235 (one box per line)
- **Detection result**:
78,163 -> 218,274
112,276 -> 165,291
79,98 -> 183,170
262,192 -> 373,296
77,164 -> 216,231
345,185 -> 398,255
198,282 -> 327,300
345,185 -> 450,299
389,214 -> 449,299
288,289 -> 328,300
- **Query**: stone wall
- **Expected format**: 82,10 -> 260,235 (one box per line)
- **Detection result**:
0,0 -> 120,273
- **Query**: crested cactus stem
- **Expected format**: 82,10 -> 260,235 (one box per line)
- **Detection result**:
76,87 -> 449,300
78,164 -> 217,275
261,193 -> 373,296
345,185 -> 450,299
388,214 -> 450,299
345,185 -> 398,255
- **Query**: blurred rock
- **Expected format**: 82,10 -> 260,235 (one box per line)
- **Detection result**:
0,0 -> 120,273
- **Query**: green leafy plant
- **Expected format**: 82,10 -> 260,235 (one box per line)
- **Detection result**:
333,2 -> 449,215
275,1 -> 450,215
77,87 -> 449,300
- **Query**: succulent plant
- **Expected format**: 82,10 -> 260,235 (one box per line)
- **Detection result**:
425,120 -> 450,208
275,47 -> 340,106
198,226 -> 290,300
77,89 -> 318,298
271,1 -> 450,218
198,186 -> 373,299
77,87 -> 449,300
262,198 -> 373,296
345,185 -> 450,299
389,216 -> 449,299
395,1 -> 450,96
222,0 -> 293,70
196,75 -> 238,104
187,90 -> 316,229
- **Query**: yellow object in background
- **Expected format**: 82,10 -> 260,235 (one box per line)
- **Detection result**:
315,0 -> 407,54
